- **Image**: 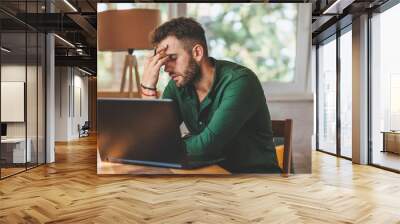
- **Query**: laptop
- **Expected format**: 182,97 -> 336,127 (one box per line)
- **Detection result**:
1,123 -> 7,140
97,98 -> 224,169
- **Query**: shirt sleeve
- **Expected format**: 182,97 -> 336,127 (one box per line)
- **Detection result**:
184,74 -> 262,157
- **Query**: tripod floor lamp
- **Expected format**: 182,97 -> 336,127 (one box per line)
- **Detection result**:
98,9 -> 161,98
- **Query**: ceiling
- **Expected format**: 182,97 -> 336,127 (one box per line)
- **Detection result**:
0,0 -> 393,75
0,0 -> 98,74
311,0 -> 390,44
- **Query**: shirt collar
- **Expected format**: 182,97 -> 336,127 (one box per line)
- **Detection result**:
206,57 -> 220,97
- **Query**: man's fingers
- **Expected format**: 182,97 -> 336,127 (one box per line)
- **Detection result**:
151,53 -> 169,66
155,55 -> 170,68
146,45 -> 167,65
155,45 -> 168,55
154,50 -> 167,60
149,45 -> 168,64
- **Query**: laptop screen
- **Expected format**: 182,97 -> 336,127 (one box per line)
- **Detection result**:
1,123 -> 7,137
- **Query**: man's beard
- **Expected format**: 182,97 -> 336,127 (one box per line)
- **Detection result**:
178,57 -> 200,87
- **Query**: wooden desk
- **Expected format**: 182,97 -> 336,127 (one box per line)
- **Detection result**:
382,131 -> 400,154
1,138 -> 31,163
97,150 -> 230,175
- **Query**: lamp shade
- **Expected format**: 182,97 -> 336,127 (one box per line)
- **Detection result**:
97,9 -> 161,51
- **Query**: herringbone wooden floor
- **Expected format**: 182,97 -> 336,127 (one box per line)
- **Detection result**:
1,136 -> 400,224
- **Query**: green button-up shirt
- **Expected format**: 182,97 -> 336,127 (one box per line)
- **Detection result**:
162,58 -> 279,173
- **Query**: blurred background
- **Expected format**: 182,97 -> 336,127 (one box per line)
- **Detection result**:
97,3 -> 298,94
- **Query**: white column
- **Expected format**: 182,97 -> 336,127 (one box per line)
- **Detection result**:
46,33 -> 55,163
352,14 -> 369,164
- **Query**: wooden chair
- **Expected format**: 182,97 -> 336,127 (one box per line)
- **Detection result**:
78,121 -> 90,138
272,119 -> 293,175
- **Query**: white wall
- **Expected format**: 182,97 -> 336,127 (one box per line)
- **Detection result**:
268,99 -> 313,173
1,64 -> 46,164
1,66 -> 27,141
55,67 -> 89,141
55,67 -> 70,141
1,65 -> 40,137
1,66 -> 26,131
71,73 -> 89,138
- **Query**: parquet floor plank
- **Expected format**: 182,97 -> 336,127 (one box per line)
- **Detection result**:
1,136 -> 399,223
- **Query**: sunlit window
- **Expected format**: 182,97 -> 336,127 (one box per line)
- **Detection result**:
371,2 -> 400,170
187,3 -> 297,83
340,29 -> 352,158
317,37 -> 337,154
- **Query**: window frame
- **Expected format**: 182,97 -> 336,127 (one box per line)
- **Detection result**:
315,23 -> 353,161
0,1 -> 47,180
368,0 -> 400,173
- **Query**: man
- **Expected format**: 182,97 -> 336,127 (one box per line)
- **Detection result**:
140,17 -> 280,173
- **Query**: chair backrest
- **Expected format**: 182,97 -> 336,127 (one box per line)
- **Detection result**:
272,119 -> 293,175
83,121 -> 90,129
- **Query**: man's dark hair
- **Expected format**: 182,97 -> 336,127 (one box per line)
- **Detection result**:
151,17 -> 208,56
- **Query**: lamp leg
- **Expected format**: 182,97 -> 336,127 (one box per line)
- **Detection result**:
128,56 -> 133,98
132,55 -> 141,97
120,54 -> 141,98
120,55 -> 129,93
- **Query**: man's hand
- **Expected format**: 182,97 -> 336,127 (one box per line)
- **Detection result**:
141,45 -> 169,89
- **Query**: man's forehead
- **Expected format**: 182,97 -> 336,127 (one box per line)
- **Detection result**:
158,36 -> 182,51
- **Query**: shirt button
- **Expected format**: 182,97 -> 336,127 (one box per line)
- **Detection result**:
199,121 -> 203,125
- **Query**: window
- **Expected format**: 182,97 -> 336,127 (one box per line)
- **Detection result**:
370,3 -> 400,171
187,3 -> 297,83
317,37 -> 337,154
340,29 -> 352,158
0,1 -> 46,179
97,3 -> 311,96
316,25 -> 353,159
390,74 -> 400,130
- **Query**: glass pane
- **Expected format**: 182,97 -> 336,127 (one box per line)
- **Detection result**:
318,37 -> 337,154
73,74 -> 82,138
1,30 -> 27,177
26,0 -> 39,169
27,31 -> 38,169
187,3 -> 297,83
371,4 -> 400,171
38,32 -> 45,164
340,29 -> 352,158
